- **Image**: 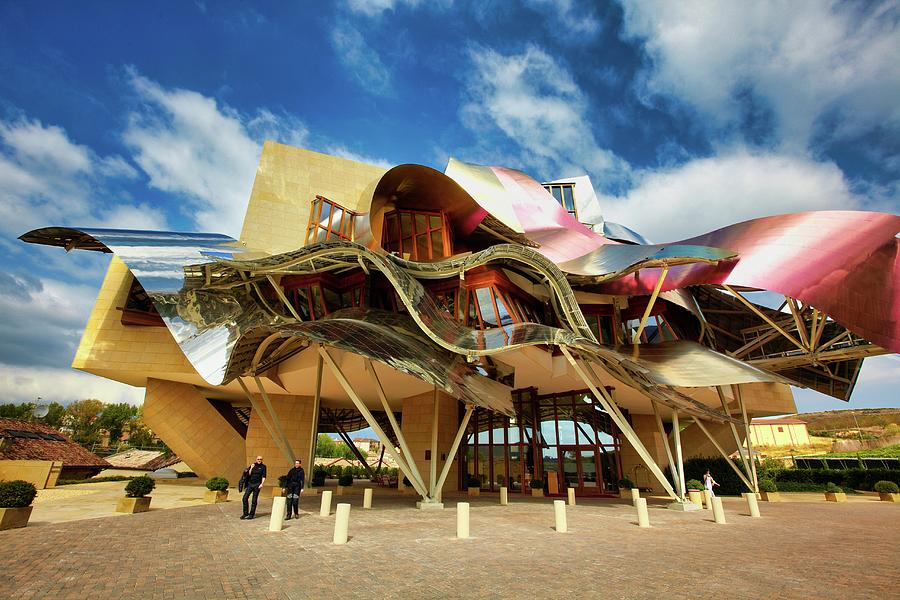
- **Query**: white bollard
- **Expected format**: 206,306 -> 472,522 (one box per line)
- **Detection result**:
269,497 -> 287,531
333,503 -> 351,544
567,488 -> 576,506
320,490 -> 332,517
631,488 -> 641,505
499,486 -> 508,506
743,492 -> 760,518
363,488 -> 373,509
712,496 -> 727,524
635,498 -> 650,528
703,489 -> 713,510
457,502 -> 470,539
554,500 -> 568,533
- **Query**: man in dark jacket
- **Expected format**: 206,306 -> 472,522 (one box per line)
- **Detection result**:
284,459 -> 305,520
240,456 -> 267,519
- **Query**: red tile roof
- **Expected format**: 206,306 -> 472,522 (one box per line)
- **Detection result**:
0,419 -> 109,468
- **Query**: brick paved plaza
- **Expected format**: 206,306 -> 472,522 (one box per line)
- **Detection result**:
1,485 -> 898,600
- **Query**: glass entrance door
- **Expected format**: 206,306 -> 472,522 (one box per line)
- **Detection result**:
580,450 -> 599,492
559,446 -> 602,495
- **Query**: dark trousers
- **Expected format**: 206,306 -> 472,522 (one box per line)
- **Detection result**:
242,485 -> 261,516
286,496 -> 300,517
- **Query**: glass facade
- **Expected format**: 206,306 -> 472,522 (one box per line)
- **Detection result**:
459,388 -> 623,496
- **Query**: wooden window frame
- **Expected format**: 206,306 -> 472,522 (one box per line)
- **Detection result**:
305,196 -> 357,245
381,209 -> 453,261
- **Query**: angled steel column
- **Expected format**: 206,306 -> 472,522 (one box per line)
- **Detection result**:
733,384 -> 759,493
236,377 -> 293,463
433,404 -> 475,496
430,386 -> 439,497
690,417 -> 754,491
632,265 -> 669,343
319,347 -> 430,499
254,376 -> 296,462
716,386 -> 753,482
364,360 -> 429,496
306,353 -> 323,480
671,409 -> 687,501
335,424 -> 375,478
650,399 -> 678,493
560,347 -> 679,500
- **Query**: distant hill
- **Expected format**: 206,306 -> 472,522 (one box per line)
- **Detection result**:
797,408 -> 900,432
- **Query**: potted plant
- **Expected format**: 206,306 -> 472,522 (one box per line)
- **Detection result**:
116,475 -> 156,513
0,480 -> 38,530
311,467 -> 326,487
685,479 -> 705,506
204,476 -> 229,503
758,478 -> 780,502
530,478 -> 544,497
617,478 -> 635,499
824,482 -> 846,503
467,475 -> 481,497
874,480 -> 899,502
337,473 -> 353,495
271,475 -> 287,497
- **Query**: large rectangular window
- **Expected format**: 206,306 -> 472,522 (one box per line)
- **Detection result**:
382,209 -> 452,261
306,196 -> 357,245
543,183 -> 577,219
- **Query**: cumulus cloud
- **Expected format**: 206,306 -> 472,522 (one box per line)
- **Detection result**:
0,364 -> 144,405
0,116 -> 160,241
122,69 -> 310,237
599,150 -> 858,242
462,45 -> 630,187
330,24 -> 393,96
525,0 -> 601,37
620,1 -> 900,151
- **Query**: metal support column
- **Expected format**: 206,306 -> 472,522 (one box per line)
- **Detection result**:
253,376 -> 296,462
690,417 -> 754,491
430,386 -> 439,497
633,266 -> 669,343
733,384 -> 759,493
306,353 -> 323,479
650,399 -> 678,494
559,347 -> 679,500
671,409 -> 687,501
717,386 -> 753,483
433,404 -> 475,495
319,347 -> 430,499
236,377 -> 293,464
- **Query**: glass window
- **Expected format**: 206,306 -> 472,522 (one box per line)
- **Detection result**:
306,196 -> 356,245
475,288 -> 498,327
494,293 -> 514,326
382,209 -> 452,261
562,186 -> 575,212
551,186 -> 563,204
540,419 -> 557,445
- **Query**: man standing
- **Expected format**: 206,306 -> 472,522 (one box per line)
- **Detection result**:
240,456 -> 267,519
284,459 -> 305,520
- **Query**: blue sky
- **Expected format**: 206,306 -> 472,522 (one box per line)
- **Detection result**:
0,1 -> 897,413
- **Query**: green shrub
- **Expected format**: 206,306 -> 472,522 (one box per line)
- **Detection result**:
617,477 -> 634,489
56,476 -> 134,486
775,467 -> 900,490
205,476 -> 229,491
772,481 -> 827,493
874,480 -> 899,494
884,423 -> 900,436
685,479 -> 704,491
124,475 -> 156,498
311,471 -> 326,487
338,474 -> 353,486
666,457 -> 748,495
758,478 -> 778,492
825,482 -> 842,494
529,478 -> 543,489
0,480 -> 37,508
277,475 -> 288,488
467,475 -> 481,488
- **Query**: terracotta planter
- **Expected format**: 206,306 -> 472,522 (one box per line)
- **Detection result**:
270,487 -> 284,498
204,490 -> 228,503
336,485 -> 353,496
618,489 -> 631,499
116,496 -> 152,513
825,492 -> 846,503
0,506 -> 33,530
879,492 -> 899,502
467,487 -> 480,497
760,491 -> 781,502
531,488 -> 544,497
687,490 -> 703,506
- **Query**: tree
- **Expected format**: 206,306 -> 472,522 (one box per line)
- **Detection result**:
64,399 -> 104,446
0,403 -> 35,421
42,402 -> 66,429
98,403 -> 139,443
316,433 -> 340,458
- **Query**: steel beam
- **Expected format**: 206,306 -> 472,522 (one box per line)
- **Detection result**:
690,417 -> 754,491
307,353 -> 323,481
671,409 -> 687,501
560,347 -> 679,500
236,377 -> 293,463
650,399 -> 678,496
722,284 -> 805,351
319,347 -> 431,499
430,386 -> 439,497
433,404 -> 475,498
733,384 -> 758,493
364,360 -> 429,496
632,265 -> 669,343
253,376 -> 296,462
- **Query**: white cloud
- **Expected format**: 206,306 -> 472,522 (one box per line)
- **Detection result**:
0,117 -> 156,241
462,45 -> 630,186
525,0 -> 601,37
599,150 -> 858,242
330,24 -> 393,96
0,364 -> 144,405
122,70 -> 314,237
620,1 -> 900,150
345,0 -> 422,17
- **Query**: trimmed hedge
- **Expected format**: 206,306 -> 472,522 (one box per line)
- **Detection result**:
774,468 -> 900,491
665,457 -> 748,495
125,475 -> 156,498
0,480 -> 37,508
205,476 -> 229,491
